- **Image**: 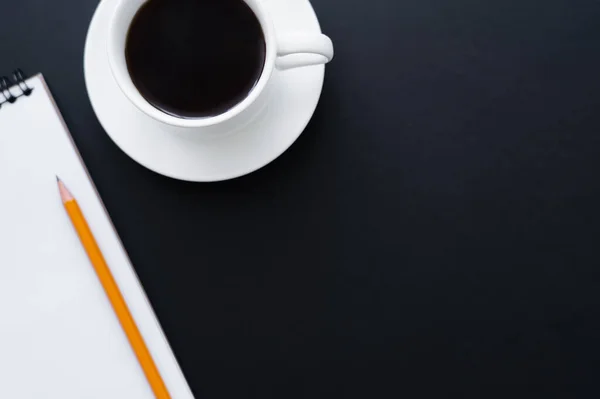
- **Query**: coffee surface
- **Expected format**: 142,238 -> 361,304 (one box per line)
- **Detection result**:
125,0 -> 266,118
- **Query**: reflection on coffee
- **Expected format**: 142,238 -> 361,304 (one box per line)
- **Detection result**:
125,0 -> 266,118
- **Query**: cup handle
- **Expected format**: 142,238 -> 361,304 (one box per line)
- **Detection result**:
276,33 -> 334,70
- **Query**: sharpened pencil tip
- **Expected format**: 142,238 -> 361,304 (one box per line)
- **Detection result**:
57,177 -> 74,203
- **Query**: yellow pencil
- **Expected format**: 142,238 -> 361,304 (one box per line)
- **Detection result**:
57,177 -> 171,399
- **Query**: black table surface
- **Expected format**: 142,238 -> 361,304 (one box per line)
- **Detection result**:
3,0 -> 600,397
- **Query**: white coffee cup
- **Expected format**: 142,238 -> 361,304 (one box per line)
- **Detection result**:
107,0 -> 334,130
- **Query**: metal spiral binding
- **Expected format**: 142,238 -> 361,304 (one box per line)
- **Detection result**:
0,69 -> 33,109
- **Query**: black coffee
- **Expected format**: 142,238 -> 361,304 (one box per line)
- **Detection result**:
125,0 -> 266,118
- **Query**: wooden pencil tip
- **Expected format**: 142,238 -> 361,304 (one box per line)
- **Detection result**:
57,177 -> 74,202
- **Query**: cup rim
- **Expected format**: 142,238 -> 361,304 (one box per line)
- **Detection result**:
107,0 -> 276,129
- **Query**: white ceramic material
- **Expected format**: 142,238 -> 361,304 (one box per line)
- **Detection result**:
107,0 -> 333,129
85,0 -> 330,181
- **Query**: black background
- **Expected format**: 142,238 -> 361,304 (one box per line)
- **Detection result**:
2,0 -> 600,397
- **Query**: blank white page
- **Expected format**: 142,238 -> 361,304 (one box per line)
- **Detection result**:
0,74 -> 194,399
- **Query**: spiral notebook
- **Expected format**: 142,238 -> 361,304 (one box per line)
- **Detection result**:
0,71 -> 194,398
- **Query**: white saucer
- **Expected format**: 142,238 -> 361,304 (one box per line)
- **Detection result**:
84,0 -> 326,182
